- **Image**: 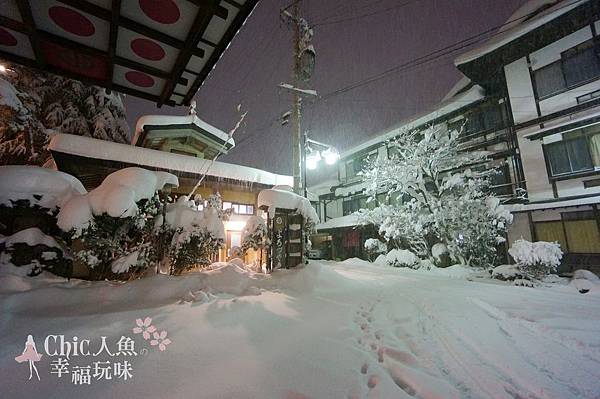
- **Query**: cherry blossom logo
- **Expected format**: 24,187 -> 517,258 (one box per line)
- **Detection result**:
132,317 -> 171,352
150,331 -> 171,352
132,317 -> 156,340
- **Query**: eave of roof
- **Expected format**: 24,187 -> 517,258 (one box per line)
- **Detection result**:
456,0 -> 597,83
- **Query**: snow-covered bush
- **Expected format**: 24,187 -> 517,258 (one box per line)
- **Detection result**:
386,249 -> 420,268
159,195 -> 226,275
364,238 -> 387,261
241,215 -> 270,253
358,124 -> 512,268
0,166 -> 89,277
0,227 -> 71,277
58,168 -> 179,280
508,239 -> 563,280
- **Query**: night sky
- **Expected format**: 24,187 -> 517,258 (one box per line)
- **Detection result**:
125,0 -> 526,181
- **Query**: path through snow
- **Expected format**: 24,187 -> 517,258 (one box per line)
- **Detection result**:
1,260 -> 600,398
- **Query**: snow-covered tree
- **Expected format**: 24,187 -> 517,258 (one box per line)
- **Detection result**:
0,63 -> 129,166
241,215 -> 270,258
358,124 -> 512,267
160,195 -> 227,275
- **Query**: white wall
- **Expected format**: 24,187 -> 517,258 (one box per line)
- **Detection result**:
505,57 -> 538,124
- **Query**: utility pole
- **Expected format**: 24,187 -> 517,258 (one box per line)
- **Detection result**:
281,0 -> 315,196
291,0 -> 302,195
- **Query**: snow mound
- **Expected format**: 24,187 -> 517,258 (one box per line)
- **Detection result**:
0,165 -> 86,209
573,269 -> 600,283
386,249 -> 419,268
571,269 -> 600,294
258,188 -> 319,224
431,243 -> 448,260
0,227 -> 60,249
57,167 -> 178,232
427,264 -> 475,279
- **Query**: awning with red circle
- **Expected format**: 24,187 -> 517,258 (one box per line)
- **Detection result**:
0,0 -> 258,107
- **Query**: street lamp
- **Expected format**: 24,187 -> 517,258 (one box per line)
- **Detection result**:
302,132 -> 339,196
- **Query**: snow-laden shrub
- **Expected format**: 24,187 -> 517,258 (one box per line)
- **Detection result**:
159,194 -> 226,275
364,238 -> 387,261
74,194 -> 162,280
0,227 -> 72,277
241,215 -> 270,253
508,239 -> 563,280
431,243 -> 450,267
358,124 -> 512,268
386,249 -> 420,268
58,168 -> 179,280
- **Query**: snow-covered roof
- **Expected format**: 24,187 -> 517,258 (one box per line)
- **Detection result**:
340,83 -> 485,159
508,194 -> 600,212
257,188 -> 319,224
455,0 -> 589,66
49,134 -> 293,187
133,114 -> 235,147
317,214 -> 360,231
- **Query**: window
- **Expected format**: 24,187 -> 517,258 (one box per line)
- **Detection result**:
534,39 -> 600,99
345,154 -> 370,180
563,40 -> 600,87
544,124 -> 600,177
342,196 -> 369,215
222,201 -> 254,215
534,61 -> 566,98
461,102 -> 507,136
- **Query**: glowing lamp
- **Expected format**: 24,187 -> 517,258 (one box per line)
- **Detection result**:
306,150 -> 321,170
321,147 -> 339,165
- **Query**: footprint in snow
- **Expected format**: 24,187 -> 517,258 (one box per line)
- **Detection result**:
377,347 -> 385,363
367,374 -> 379,389
361,363 -> 369,374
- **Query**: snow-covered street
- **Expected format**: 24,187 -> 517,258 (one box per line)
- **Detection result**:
2,260 -> 600,399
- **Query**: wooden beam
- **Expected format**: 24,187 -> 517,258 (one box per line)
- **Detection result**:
0,49 -> 38,68
222,0 -> 243,9
106,0 -> 121,93
0,48 -> 173,106
0,16 -> 27,33
158,0 -> 220,106
182,0 -> 259,105
15,0 -> 46,68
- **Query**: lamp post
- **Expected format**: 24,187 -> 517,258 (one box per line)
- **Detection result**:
302,132 -> 340,197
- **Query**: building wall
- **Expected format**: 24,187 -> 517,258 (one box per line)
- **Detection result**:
505,20 -> 600,201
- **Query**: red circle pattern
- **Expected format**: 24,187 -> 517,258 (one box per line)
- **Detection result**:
125,71 -> 155,88
138,0 -> 180,25
49,6 -> 95,37
131,38 -> 166,61
0,27 -> 18,47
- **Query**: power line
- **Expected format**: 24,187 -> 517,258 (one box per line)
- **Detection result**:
313,0 -> 586,101
234,0 -> 588,151
313,0 -> 421,27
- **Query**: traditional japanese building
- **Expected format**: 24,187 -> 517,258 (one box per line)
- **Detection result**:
48,110 -> 292,264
